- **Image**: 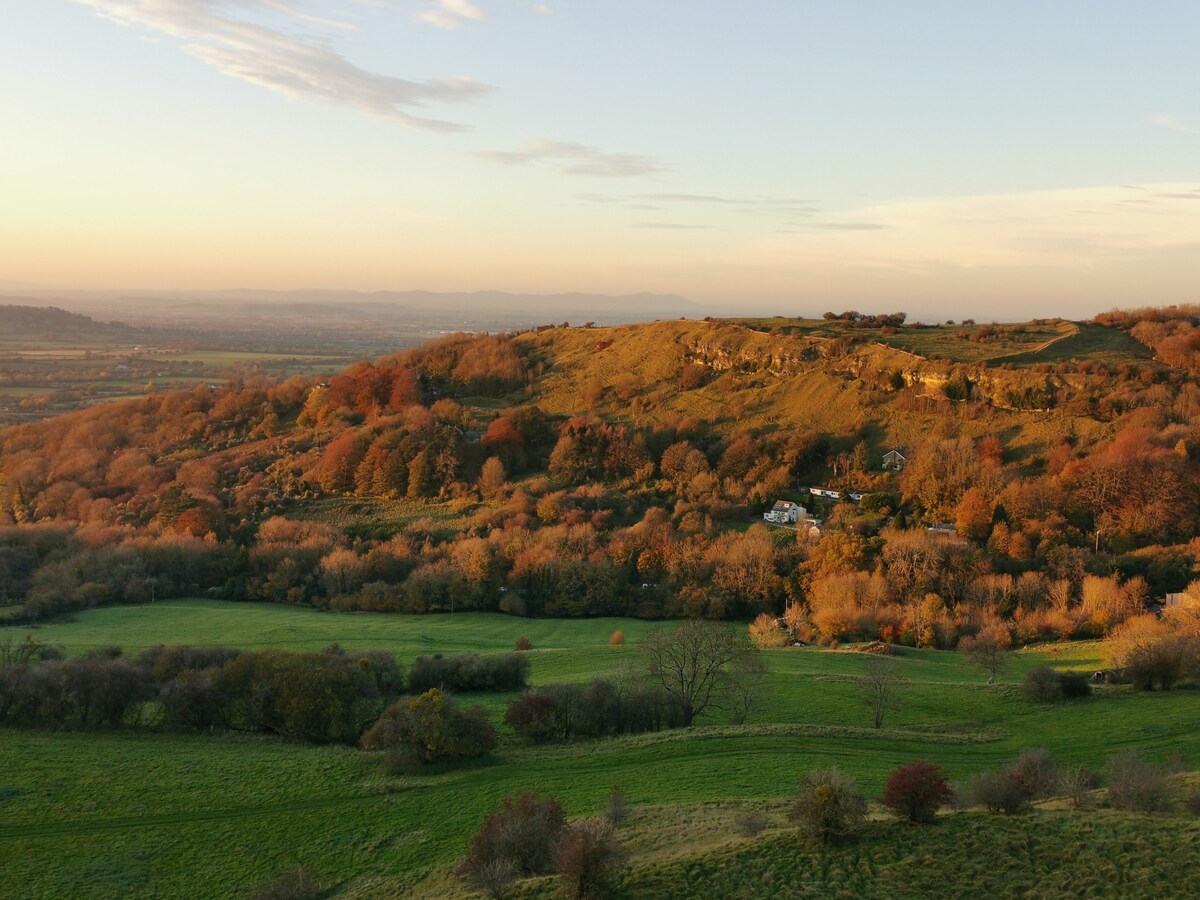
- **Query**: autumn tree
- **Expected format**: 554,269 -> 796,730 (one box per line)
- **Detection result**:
880,761 -> 953,824
360,688 -> 497,765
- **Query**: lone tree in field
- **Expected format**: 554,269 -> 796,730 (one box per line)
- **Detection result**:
641,620 -> 756,727
788,767 -> 867,845
959,623 -> 1011,682
859,654 -> 906,729
880,761 -> 953,824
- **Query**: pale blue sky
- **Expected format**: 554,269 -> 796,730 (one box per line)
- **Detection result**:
1,1 -> 1197,319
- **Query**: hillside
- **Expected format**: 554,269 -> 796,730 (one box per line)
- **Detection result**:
0,313 -> 1196,634
0,303 -> 140,342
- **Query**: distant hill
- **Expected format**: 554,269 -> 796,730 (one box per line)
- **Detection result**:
0,289 -> 706,332
0,303 -> 138,340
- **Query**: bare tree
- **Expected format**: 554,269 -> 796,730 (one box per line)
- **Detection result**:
959,624 -> 1011,682
727,645 -> 772,725
641,620 -> 756,727
859,655 -> 906,729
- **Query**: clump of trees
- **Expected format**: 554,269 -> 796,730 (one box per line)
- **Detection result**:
360,688 -> 496,768
0,640 -> 405,745
407,653 -> 530,694
458,791 -> 626,900
505,677 -> 686,744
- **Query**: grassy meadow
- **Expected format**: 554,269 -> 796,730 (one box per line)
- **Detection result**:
3,601 -> 1200,897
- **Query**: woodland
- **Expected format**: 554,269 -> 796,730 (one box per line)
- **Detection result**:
3,306 -> 1200,652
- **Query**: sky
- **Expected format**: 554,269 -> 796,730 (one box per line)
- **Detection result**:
1,0 -> 1198,320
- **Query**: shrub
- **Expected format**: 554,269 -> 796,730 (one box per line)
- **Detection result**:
1108,615 -> 1200,690
749,613 -> 788,649
361,689 -> 497,766
1009,748 -> 1058,800
1185,792 -> 1200,817
1107,750 -> 1171,812
459,792 -> 566,887
514,636 -> 533,652
787,767 -> 867,845
1022,666 -> 1092,703
1061,765 -> 1102,809
555,818 -> 626,900
604,785 -> 627,827
967,771 -> 1031,815
734,811 -> 770,838
609,630 -> 624,646
505,690 -> 567,744
880,761 -> 953,824
251,867 -> 324,900
1058,671 -> 1092,699
1021,666 -> 1063,703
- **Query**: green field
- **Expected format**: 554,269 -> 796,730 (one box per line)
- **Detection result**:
3,601 -> 1200,897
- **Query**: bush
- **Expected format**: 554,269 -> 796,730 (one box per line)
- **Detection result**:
459,792 -> 566,887
787,767 -> 867,845
880,761 -> 953,824
1059,670 -> 1092,699
555,819 -> 626,900
1185,792 -> 1200,817
514,636 -> 533,652
604,785 -> 627,827
1021,666 -> 1063,703
1009,748 -> 1058,800
967,771 -> 1031,815
609,630 -> 624,646
749,613 -> 788,649
1107,750 -> 1171,812
1022,666 -> 1092,703
734,811 -> 769,838
1108,615 -> 1200,690
251,867 -> 324,900
361,689 -> 497,766
1060,765 -> 1101,809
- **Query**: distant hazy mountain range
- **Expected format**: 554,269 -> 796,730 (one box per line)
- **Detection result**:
0,288 -> 707,331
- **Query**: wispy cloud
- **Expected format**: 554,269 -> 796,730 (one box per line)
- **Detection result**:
419,0 -> 486,29
759,183 -> 1200,271
75,1 -> 492,132
1148,113 -> 1199,135
634,222 -> 711,230
475,139 -> 662,177
529,4 -> 553,14
576,190 -> 818,227
807,221 -> 885,231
